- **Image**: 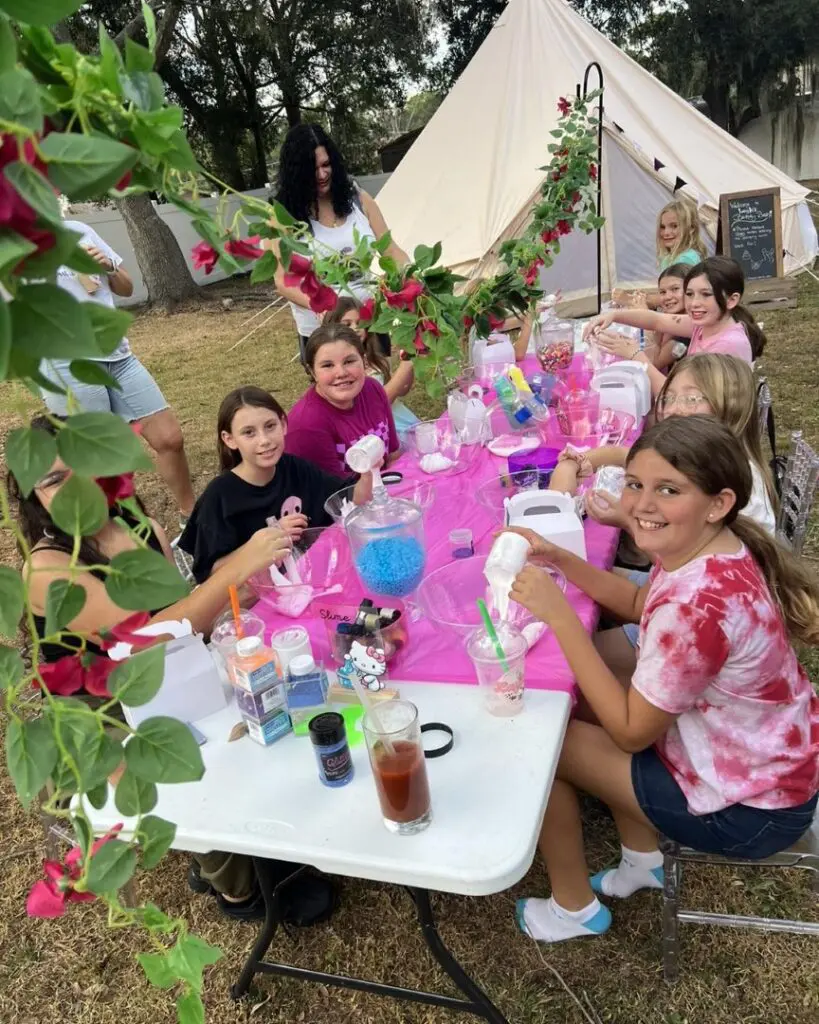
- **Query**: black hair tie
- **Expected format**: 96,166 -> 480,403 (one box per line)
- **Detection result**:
421,722 -> 454,759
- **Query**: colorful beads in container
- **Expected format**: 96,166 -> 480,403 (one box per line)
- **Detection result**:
355,536 -> 426,596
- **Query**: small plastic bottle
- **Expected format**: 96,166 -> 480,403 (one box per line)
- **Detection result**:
309,712 -> 354,788
229,636 -> 282,694
286,654 -> 329,709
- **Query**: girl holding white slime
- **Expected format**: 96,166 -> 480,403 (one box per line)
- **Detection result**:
506,416 -> 818,944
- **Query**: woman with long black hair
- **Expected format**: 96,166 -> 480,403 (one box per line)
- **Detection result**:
272,123 -> 408,359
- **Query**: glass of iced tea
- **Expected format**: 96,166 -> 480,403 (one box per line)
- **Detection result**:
362,700 -> 432,835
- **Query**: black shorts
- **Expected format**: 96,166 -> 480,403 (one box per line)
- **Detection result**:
632,746 -> 817,859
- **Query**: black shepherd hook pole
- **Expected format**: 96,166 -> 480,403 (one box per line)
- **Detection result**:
577,61 -> 604,314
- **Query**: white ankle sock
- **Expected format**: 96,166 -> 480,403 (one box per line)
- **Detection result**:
516,895 -> 611,943
590,845 -> 664,898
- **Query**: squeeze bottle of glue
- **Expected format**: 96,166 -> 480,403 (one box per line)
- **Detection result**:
483,533 -> 532,620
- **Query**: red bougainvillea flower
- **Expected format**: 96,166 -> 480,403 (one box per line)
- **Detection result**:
27,824 -> 124,918
572,191 -> 581,205
38,655 -> 84,696
282,252 -> 312,286
99,611 -> 152,651
541,228 -> 559,245
557,219 -> 572,237
488,313 -> 506,332
411,328 -> 430,356
191,241 -> 219,275
589,164 -> 598,181
358,298 -> 375,323
36,651 -> 117,698
0,130 -> 57,258
299,271 -> 338,314
95,472 -> 135,509
224,236 -> 264,261
114,170 -> 132,192
557,96 -> 572,117
383,278 -> 424,311
419,318 -> 440,338
463,315 -> 474,329
524,260 -> 543,287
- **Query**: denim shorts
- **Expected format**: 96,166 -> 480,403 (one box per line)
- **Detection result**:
40,355 -> 168,422
632,746 -> 817,859
622,569 -> 649,647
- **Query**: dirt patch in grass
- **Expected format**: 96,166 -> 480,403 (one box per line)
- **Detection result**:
1,276 -> 818,1023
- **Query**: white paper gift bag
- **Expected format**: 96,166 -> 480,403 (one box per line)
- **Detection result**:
107,619 -> 227,728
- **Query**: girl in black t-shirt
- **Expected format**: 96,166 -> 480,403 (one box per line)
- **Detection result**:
180,386 -> 374,582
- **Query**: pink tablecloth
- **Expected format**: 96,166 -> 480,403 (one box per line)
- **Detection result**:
256,392 -> 627,699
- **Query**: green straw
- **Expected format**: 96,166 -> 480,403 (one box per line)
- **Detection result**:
476,598 -> 511,673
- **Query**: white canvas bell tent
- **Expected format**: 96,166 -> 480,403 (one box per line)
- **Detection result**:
376,0 -> 818,307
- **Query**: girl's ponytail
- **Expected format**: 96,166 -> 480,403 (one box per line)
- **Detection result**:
731,515 -> 819,645
732,304 -> 766,360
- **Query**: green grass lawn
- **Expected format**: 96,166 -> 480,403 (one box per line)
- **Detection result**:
0,274 -> 817,1024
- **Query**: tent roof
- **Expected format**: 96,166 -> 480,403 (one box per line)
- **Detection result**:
377,0 -> 812,276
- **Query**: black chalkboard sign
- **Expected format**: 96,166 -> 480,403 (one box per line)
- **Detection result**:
719,188 -> 783,281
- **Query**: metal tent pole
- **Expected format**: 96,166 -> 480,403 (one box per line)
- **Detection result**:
578,61 -> 604,314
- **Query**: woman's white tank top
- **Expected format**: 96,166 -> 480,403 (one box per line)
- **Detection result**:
290,201 -> 376,337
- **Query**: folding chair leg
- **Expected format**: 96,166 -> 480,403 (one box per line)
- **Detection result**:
662,843 -> 682,984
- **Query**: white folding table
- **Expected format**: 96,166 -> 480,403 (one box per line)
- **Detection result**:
87,680 -> 571,1022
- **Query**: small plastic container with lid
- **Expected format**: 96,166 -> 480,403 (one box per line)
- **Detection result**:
309,712 -> 355,787
286,654 -> 329,709
229,636 -> 282,694
449,528 -> 474,559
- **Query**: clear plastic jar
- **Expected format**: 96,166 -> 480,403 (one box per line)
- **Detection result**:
535,319 -> 574,373
345,491 -> 426,598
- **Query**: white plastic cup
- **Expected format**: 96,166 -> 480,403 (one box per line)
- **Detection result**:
414,422 -> 439,455
270,626 -> 312,677
467,622 -> 529,716
345,434 -> 386,474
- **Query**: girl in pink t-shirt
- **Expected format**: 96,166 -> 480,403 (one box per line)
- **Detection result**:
587,256 -> 765,368
507,415 -> 818,945
285,323 -> 400,476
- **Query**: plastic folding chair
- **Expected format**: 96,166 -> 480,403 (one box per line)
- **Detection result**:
776,431 -> 819,555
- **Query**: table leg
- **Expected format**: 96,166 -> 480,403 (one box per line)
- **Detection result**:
231,869 -> 509,1022
230,858 -> 304,1000
408,887 -> 510,1024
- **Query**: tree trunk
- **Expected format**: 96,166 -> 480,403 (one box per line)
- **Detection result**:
118,195 -> 199,311
283,90 -> 302,127
249,109 -> 268,186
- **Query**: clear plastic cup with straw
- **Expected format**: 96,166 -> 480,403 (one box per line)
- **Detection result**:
467,602 -> 528,716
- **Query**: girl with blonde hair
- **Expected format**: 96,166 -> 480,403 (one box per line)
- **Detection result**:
656,198 -> 707,270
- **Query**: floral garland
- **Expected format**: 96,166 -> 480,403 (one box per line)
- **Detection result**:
190,92 -> 603,396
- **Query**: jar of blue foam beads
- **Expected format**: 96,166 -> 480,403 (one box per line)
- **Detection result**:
344,486 -> 426,598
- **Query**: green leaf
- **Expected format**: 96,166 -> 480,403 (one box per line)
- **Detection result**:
58,710 -> 123,790
106,549 -> 189,611
272,200 -> 296,227
0,645 -> 24,690
108,645 -> 165,707
131,106 -> 182,154
164,130 -> 198,172
57,412 -> 152,476
44,579 -> 85,635
13,223 -> 85,279
0,1 -> 85,24
167,934 -> 222,990
120,70 -> 165,112
177,990 -> 205,1024
40,133 -> 138,201
68,359 -> 121,390
10,285 -> 98,359
139,902 -> 176,932
0,297 -> 8,380
0,67 -> 43,132
98,25 -> 123,93
372,231 -> 392,255
115,767 -> 157,816
125,35 -> 154,73
84,303 -> 133,356
0,16 -> 16,72
142,0 -> 157,52
0,566 -> 23,637
249,249 -> 277,284
412,243 -> 437,271
5,425 -> 57,498
86,782 -> 109,810
0,230 -> 36,280
3,161 -> 62,224
138,951 -> 177,989
138,814 -> 177,869
63,241 -> 108,275
86,838 -> 137,894
5,717 -> 58,808
126,718 -> 204,785
49,474 -> 108,536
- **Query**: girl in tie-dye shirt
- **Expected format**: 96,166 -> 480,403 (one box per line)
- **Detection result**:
508,416 -> 818,946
